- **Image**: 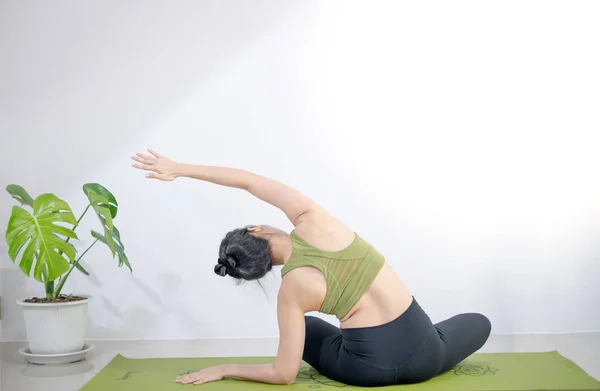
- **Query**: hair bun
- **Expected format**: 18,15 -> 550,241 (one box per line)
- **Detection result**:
224,256 -> 236,269
214,264 -> 228,277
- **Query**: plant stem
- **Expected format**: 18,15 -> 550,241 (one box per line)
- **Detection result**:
65,203 -> 91,245
45,281 -> 55,299
54,204 -> 91,297
54,239 -> 98,297
73,204 -> 91,232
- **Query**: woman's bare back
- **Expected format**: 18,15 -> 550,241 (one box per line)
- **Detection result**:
292,210 -> 414,328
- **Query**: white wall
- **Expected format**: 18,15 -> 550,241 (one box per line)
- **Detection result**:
1,0 -> 599,341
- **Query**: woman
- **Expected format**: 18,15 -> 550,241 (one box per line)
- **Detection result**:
131,149 -> 491,387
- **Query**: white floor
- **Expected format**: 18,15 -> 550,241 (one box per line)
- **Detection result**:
1,333 -> 599,391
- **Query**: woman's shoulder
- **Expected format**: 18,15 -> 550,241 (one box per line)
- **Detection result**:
279,266 -> 327,313
292,216 -> 356,253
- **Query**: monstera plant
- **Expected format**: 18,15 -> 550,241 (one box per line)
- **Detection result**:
5,183 -> 132,362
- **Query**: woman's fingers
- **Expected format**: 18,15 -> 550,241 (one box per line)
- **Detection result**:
132,163 -> 155,172
148,148 -> 163,158
131,150 -> 175,181
177,374 -> 202,384
130,149 -> 163,167
146,172 -> 173,181
131,155 -> 154,165
136,152 -> 155,161
175,369 -> 220,385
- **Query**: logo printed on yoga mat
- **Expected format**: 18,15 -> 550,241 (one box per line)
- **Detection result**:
452,364 -> 497,376
117,371 -> 137,380
295,366 -> 349,388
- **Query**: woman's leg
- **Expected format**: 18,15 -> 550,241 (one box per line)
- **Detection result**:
302,315 -> 342,373
303,315 -> 397,386
434,313 -> 492,374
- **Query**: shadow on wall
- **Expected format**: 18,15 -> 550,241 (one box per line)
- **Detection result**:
88,306 -> 160,341
0,248 -> 205,340
88,274 -> 206,340
87,276 -> 167,340
132,276 -> 165,307
155,272 -> 210,338
80,260 -> 104,290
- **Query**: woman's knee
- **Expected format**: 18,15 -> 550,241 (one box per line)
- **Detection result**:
470,313 -> 492,344
477,313 -> 491,335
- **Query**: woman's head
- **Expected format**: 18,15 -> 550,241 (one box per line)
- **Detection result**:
214,226 -> 279,281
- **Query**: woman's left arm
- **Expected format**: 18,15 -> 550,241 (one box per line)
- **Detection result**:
223,288 -> 306,385
176,280 -> 307,385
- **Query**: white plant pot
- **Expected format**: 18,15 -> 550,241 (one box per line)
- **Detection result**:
17,296 -> 90,355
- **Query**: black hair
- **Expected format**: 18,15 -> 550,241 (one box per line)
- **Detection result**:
214,227 -> 273,281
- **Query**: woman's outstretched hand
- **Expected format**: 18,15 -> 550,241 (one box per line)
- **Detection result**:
131,149 -> 179,181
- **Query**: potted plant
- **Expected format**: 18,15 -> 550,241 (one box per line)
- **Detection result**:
4,183 -> 132,362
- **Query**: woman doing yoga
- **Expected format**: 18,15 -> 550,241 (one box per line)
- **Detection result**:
131,149 -> 491,387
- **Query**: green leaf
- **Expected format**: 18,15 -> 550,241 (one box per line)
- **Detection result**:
91,228 -> 132,272
83,187 -> 116,256
6,184 -> 34,207
91,230 -> 107,244
83,183 -> 118,218
74,261 -> 90,276
5,194 -> 78,282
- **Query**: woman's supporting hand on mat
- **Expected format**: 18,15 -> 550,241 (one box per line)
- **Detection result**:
176,365 -> 225,385
175,363 -> 296,385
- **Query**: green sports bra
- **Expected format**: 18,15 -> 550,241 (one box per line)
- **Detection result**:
281,230 -> 385,320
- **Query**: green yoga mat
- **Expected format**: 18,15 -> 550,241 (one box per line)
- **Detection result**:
80,351 -> 600,390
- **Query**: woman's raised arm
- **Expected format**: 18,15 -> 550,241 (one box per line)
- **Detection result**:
131,149 -> 317,225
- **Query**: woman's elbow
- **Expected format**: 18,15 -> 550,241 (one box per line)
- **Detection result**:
282,375 -> 296,385
273,369 -> 297,385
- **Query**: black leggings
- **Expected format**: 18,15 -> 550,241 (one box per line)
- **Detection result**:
303,297 -> 491,387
